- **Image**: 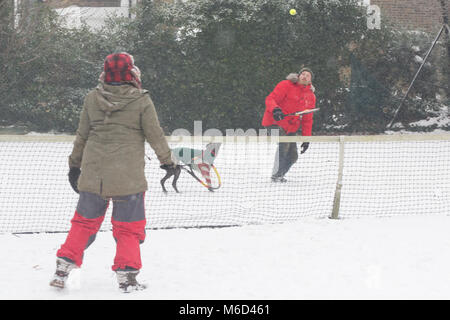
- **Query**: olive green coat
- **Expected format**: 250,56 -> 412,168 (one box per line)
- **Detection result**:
69,83 -> 173,197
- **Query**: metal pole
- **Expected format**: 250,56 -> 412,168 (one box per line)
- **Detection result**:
128,0 -> 132,18
387,24 -> 446,129
13,0 -> 19,28
330,136 -> 345,219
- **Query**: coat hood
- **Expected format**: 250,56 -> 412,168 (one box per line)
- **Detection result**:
95,83 -> 147,115
286,73 -> 315,92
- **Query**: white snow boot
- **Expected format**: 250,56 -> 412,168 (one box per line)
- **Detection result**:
49,257 -> 77,289
116,269 -> 147,293
271,175 -> 287,183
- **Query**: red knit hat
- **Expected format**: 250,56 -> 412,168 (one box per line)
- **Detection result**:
102,52 -> 141,88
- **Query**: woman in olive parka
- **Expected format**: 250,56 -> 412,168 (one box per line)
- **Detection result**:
50,52 -> 177,293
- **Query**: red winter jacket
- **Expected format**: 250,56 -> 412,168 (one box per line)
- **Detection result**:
262,75 -> 316,135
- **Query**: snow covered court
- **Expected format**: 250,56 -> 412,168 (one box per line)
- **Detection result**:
2,215 -> 450,300
1,134 -> 450,300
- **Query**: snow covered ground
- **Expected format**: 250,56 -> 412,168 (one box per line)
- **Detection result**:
2,215 -> 450,300
1,133 -> 449,300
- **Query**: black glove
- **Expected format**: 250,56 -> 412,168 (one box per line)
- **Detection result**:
300,142 -> 310,154
273,107 -> 285,121
68,167 -> 81,194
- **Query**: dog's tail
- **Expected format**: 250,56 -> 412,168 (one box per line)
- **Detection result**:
203,143 -> 221,165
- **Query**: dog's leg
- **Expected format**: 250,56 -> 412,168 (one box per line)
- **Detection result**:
172,165 -> 181,193
160,171 -> 173,193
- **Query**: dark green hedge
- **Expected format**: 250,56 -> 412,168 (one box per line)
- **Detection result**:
1,0 -> 447,134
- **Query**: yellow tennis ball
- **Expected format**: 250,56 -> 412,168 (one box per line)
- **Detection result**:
289,9 -> 297,15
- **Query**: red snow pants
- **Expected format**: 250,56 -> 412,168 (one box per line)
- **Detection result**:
57,192 -> 146,271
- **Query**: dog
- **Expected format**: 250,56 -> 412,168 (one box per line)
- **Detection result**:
160,143 -> 221,193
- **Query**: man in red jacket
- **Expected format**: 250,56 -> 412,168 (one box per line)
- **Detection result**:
262,68 -> 316,182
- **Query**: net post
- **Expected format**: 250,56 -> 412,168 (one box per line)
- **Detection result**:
330,136 -> 345,219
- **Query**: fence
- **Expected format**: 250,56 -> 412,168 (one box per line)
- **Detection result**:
1,133 -> 449,233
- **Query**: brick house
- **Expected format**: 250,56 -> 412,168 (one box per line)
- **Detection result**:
43,0 -> 140,29
45,0 -> 123,7
371,0 -> 449,33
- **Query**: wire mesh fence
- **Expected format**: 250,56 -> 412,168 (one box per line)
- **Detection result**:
1,134 -> 449,234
